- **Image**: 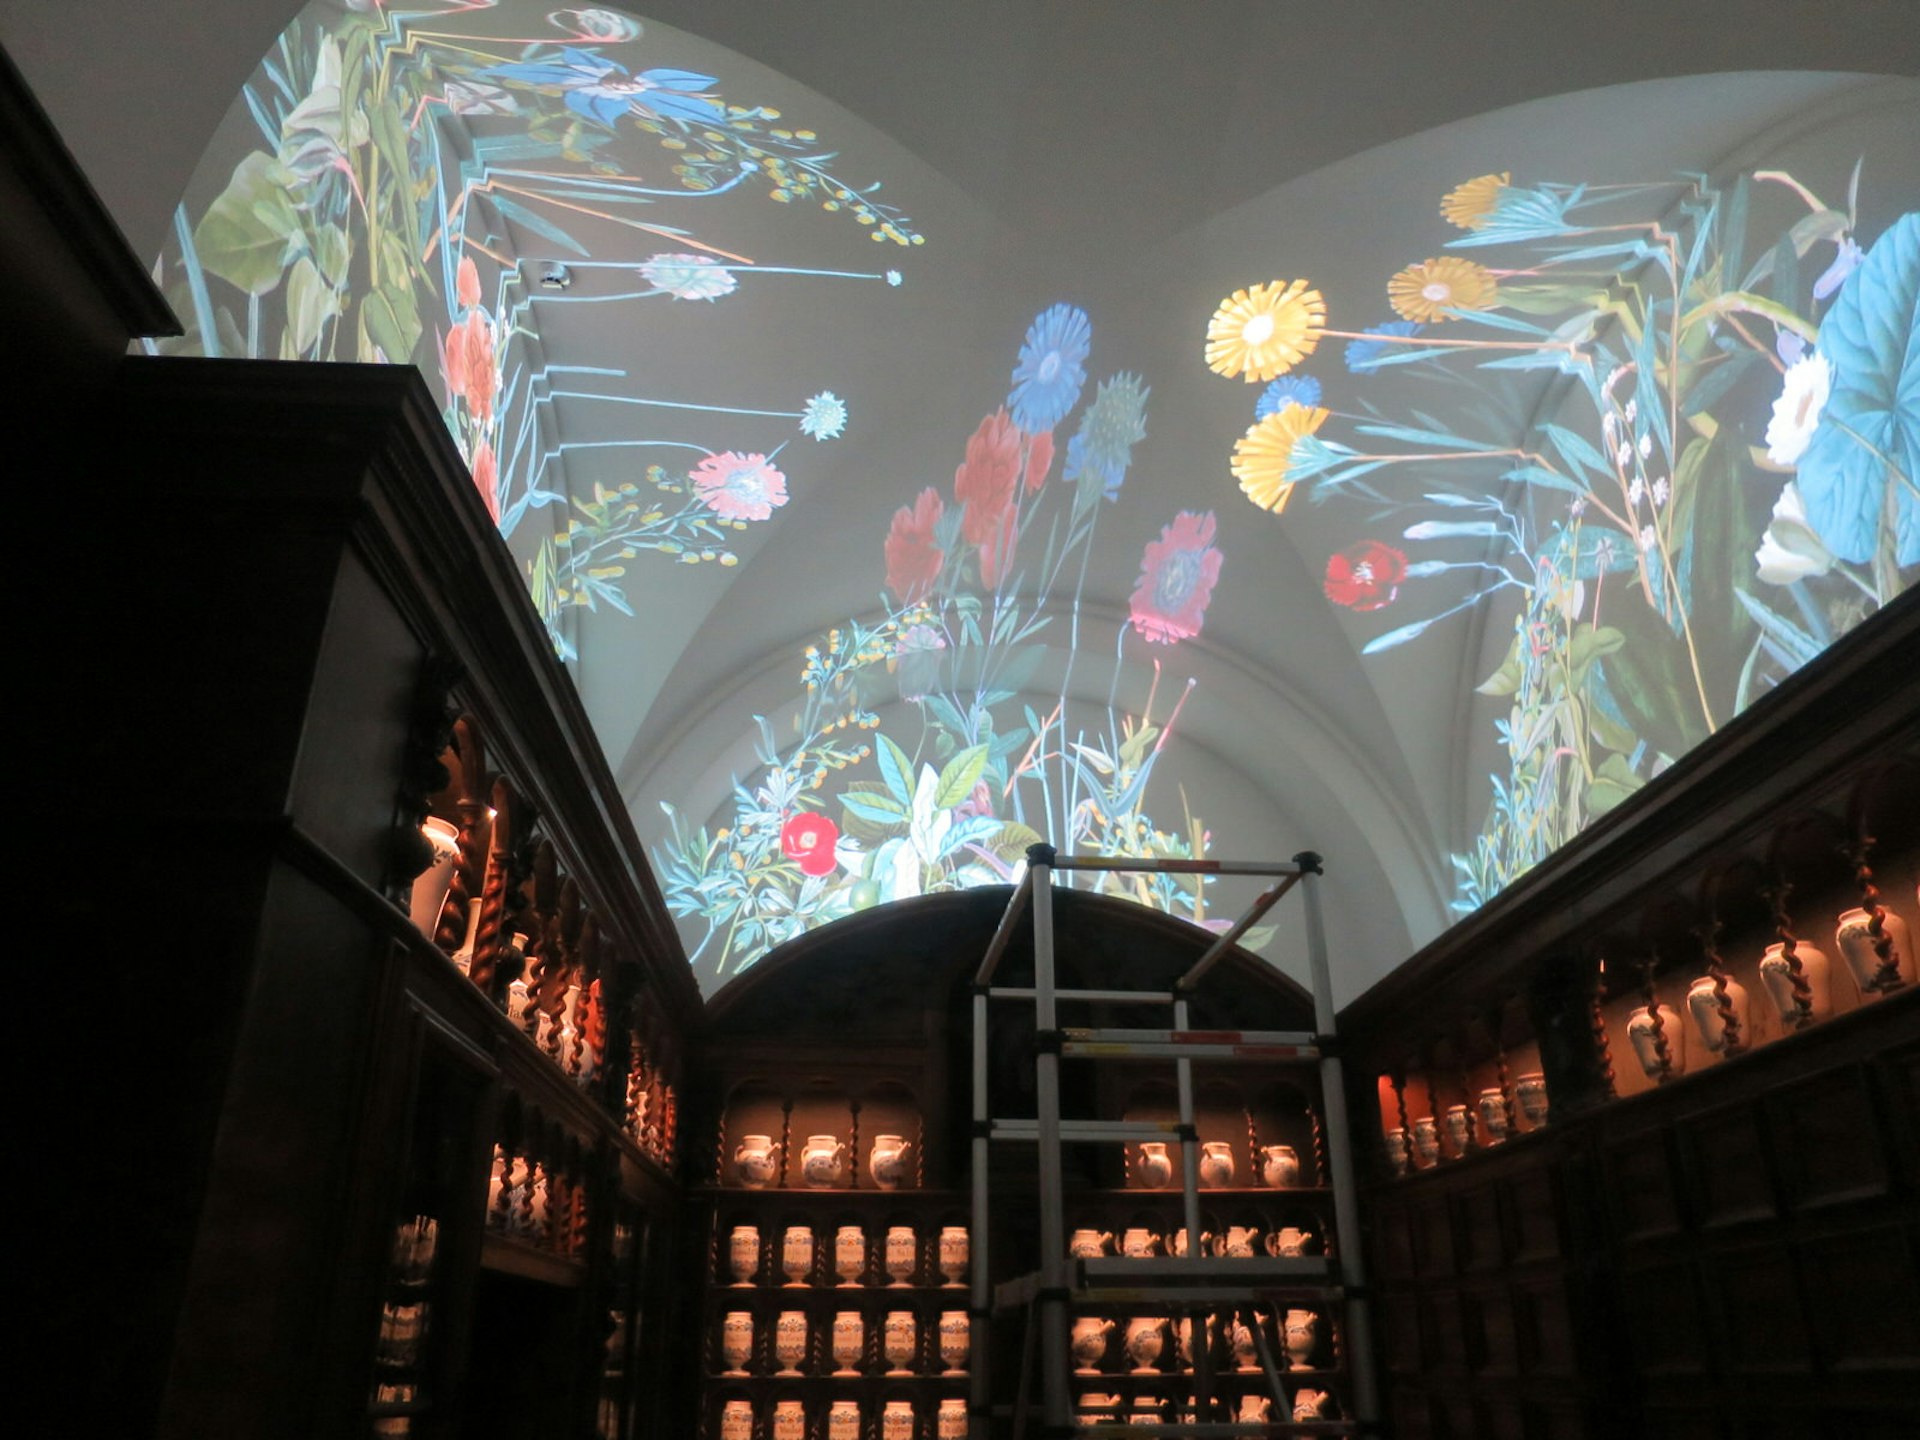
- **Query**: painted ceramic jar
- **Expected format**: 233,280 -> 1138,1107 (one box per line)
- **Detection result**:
938,1311 -> 970,1374
1078,1393 -> 1118,1428
827,1400 -> 862,1440
1686,975 -> 1749,1055
1410,1116 -> 1440,1167
782,1225 -> 814,1286
884,1225 -> 917,1286
883,1310 -> 917,1374
1514,1073 -> 1549,1127
1626,1004 -> 1684,1080
1260,1143 -> 1301,1188
869,1133 -> 909,1190
1198,1141 -> 1236,1187
1134,1141 -> 1174,1189
834,1225 -> 866,1287
773,1311 -> 808,1375
1120,1227 -> 1159,1258
937,1397 -> 967,1439
1759,941 -> 1828,1025
1070,1316 -> 1114,1372
1068,1228 -> 1113,1259
1293,1388 -> 1331,1421
1836,907 -> 1914,993
801,1134 -> 848,1189
734,1135 -> 778,1189
1384,1125 -> 1410,1176
937,1225 -> 969,1286
1443,1104 -> 1472,1154
720,1399 -> 755,1440
1477,1087 -> 1511,1144
1284,1308 -> 1318,1370
881,1400 -> 915,1440
1236,1394 -> 1271,1424
1222,1224 -> 1261,1258
720,1311 -> 753,1375
408,816 -> 462,937
831,1310 -> 865,1375
1123,1316 -> 1164,1373
1268,1225 -> 1314,1257
728,1225 -> 760,1286
772,1400 -> 805,1440
1227,1316 -> 1259,1372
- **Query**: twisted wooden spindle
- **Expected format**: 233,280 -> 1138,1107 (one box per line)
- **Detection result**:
1768,881 -> 1815,1025
1848,838 -> 1906,993
1639,955 -> 1674,1082
1488,1005 -> 1517,1134
1589,963 -> 1617,1098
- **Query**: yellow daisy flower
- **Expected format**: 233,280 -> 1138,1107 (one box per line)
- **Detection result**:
1388,256 -> 1499,323
1440,172 -> 1509,230
1232,402 -> 1329,513
1205,280 -> 1327,383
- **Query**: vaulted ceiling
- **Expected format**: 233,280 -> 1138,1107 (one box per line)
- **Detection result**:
9,2 -> 1916,1001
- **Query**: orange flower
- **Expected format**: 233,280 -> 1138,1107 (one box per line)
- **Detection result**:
1440,172 -> 1508,230
1204,280 -> 1326,383
1388,257 -> 1498,323
1232,403 -> 1329,514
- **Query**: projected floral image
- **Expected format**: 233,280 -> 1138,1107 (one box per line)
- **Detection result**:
653,306 -> 1239,983
148,1 -> 918,656
1208,169 -> 1916,911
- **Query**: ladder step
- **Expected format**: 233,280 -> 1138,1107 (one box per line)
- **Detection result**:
992,1258 -> 1343,1313
1065,1028 -> 1321,1047
1062,1039 -> 1321,1062
992,1118 -> 1188,1143
1079,1256 -> 1335,1284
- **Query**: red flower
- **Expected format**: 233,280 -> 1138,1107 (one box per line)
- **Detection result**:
954,408 -> 1022,546
979,503 -> 1018,589
780,811 -> 840,877
1129,510 -> 1224,645
470,439 -> 499,522
1023,429 -> 1054,493
456,255 -> 483,310
441,311 -> 498,422
1324,541 -> 1407,611
885,487 -> 946,603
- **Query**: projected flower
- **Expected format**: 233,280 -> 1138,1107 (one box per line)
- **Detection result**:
800,391 -> 848,440
640,252 -> 738,301
1232,403 -> 1329,513
456,255 -> 483,310
1344,321 -> 1424,373
1753,482 -> 1835,586
780,811 -> 841,877
470,440 -> 500,522
1764,353 -> 1831,466
1441,172 -> 1510,230
549,8 -> 645,43
1024,428 -> 1055,493
1256,375 -> 1322,419
1795,213 -> 1919,566
1009,304 -> 1092,432
1066,372 -> 1150,504
979,505 -> 1019,588
1388,257 -> 1498,323
692,451 -> 789,521
954,408 -> 1023,545
885,488 -> 946,603
1324,541 -> 1407,611
441,311 -> 498,422
485,48 -> 723,128
1130,511 -> 1224,645
1205,280 -> 1327,382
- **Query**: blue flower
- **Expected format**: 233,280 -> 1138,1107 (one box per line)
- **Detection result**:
1795,212 -> 1918,566
800,391 -> 848,441
1008,303 -> 1091,433
486,48 -> 722,128
1256,375 -> 1322,419
1344,321 -> 1424,374
1064,372 -> 1149,504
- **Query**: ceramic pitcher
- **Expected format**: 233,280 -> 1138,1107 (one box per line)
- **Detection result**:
801,1133 -> 848,1188
1198,1140 -> 1236,1187
1068,1228 -> 1113,1259
1267,1225 -> 1313,1257
1283,1308 -> 1318,1370
734,1134 -> 778,1189
1134,1140 -> 1174,1189
1260,1143 -> 1300,1188
869,1133 -> 910,1189
1120,1227 -> 1159,1258
1070,1316 -> 1114,1372
1123,1316 -> 1164,1372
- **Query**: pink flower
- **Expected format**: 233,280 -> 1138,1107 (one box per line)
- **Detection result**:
691,451 -> 788,521
1023,429 -> 1054,493
1129,511 -> 1224,645
441,311 -> 497,422
470,439 -> 499,522
456,255 -> 483,310
954,408 -> 1022,546
780,811 -> 840,877
979,503 -> 1018,589
885,488 -> 946,603
1323,541 -> 1407,611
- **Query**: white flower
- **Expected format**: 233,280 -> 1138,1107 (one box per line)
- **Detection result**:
1652,477 -> 1670,508
1637,524 -> 1657,553
799,391 -> 848,441
1754,481 -> 1835,585
639,252 -> 737,301
1764,352 -> 1831,466
1627,477 -> 1645,507
1637,433 -> 1652,460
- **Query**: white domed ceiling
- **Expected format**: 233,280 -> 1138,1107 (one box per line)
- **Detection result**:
47,1 -> 1916,999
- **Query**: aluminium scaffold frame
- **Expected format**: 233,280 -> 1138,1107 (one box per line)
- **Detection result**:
969,844 -> 1380,1438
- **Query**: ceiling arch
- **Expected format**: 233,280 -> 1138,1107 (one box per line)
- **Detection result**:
12,3 -> 1914,1002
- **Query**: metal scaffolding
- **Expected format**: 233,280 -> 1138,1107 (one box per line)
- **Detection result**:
970,844 -> 1379,1437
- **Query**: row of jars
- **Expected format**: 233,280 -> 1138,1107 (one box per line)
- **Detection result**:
1384,1073 -> 1550,1174
1074,1387 -> 1341,1428
1127,1140 -> 1307,1189
725,1223 -> 968,1288
1071,1308 -> 1327,1374
1068,1222 -> 1318,1259
717,1395 -> 964,1440
735,1133 -> 917,1190
718,1309 -> 969,1377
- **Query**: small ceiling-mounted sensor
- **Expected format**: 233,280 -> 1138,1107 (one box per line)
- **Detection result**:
539,263 -> 573,290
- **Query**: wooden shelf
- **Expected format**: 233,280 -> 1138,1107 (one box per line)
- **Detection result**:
479,1232 -> 585,1287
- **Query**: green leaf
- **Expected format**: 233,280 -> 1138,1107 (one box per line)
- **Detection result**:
310,221 -> 350,289
838,783 -> 910,842
360,282 -> 421,363
875,733 -> 914,804
192,151 -> 300,296
933,743 -> 989,811
1587,699 -> 1640,756
282,255 -> 338,356
1586,752 -> 1645,817
1567,623 -> 1625,685
987,821 -> 1044,862
1475,629 -> 1525,697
